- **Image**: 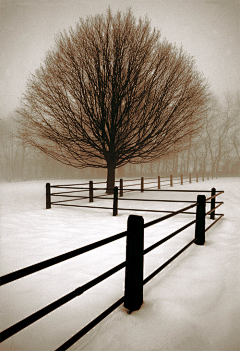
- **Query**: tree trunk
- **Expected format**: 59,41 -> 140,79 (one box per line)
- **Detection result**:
106,162 -> 116,194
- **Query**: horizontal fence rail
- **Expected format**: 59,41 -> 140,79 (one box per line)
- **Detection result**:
1,184 -> 224,350
1,231 -> 127,286
143,238 -> 197,286
46,174 -> 222,217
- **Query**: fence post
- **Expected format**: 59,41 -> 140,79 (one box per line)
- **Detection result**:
158,176 -> 161,189
195,195 -> 206,245
170,175 -> 173,187
189,173 -> 191,183
124,215 -> 144,312
202,173 -> 204,181
113,186 -> 118,216
46,183 -> 51,209
89,181 -> 93,203
181,174 -> 183,185
196,173 -> 198,182
207,173 -> 209,180
141,177 -> 144,193
120,179 -> 123,197
210,187 -> 216,220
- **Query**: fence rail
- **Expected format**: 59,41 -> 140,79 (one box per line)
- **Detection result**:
46,174 -> 208,205
0,185 -> 224,350
47,182 -> 224,219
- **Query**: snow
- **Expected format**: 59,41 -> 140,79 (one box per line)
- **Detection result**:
0,177 -> 239,351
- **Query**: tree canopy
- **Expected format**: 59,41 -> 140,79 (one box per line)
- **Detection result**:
17,8 -> 209,192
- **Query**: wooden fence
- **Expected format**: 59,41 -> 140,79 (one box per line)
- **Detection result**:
46,173 -> 214,215
0,188 -> 224,350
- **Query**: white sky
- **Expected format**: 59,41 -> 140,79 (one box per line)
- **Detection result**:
0,0 -> 240,118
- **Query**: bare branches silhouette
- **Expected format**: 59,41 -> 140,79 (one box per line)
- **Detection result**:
17,9 -> 209,192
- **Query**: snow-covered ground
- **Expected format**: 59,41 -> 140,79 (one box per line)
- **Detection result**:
0,177 -> 239,351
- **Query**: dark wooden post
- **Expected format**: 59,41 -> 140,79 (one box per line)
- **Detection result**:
120,179 -> 123,197
141,177 -> 144,193
158,176 -> 161,189
195,195 -> 206,245
210,187 -> 216,220
113,186 -> 118,216
170,175 -> 173,187
196,173 -> 198,182
181,174 -> 183,185
202,173 -> 204,181
46,183 -> 51,209
124,215 -> 144,312
89,181 -> 93,202
189,173 -> 191,183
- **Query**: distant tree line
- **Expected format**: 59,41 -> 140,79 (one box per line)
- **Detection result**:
125,92 -> 240,178
0,92 -> 239,182
0,114 -> 106,182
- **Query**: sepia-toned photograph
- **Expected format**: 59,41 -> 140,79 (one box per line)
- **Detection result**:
0,0 -> 239,350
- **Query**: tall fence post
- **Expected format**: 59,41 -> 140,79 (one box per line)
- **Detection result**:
124,215 -> 144,312
196,173 -> 198,182
113,186 -> 118,216
89,181 -> 93,203
170,175 -> 173,187
46,183 -> 51,209
120,179 -> 123,197
210,187 -> 216,220
195,195 -> 206,245
158,176 -> 161,189
181,174 -> 183,185
141,177 -> 144,193
189,173 -> 191,184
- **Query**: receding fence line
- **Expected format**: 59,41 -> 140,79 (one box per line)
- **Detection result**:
47,178 -> 223,219
47,173 -> 210,209
0,231 -> 128,343
0,188 -> 224,350
0,231 -> 127,286
55,189 -> 224,349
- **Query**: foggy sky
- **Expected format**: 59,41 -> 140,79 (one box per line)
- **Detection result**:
1,0 -> 239,118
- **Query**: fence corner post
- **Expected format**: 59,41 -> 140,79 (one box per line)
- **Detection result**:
120,179 -> 123,197
89,181 -> 93,203
210,187 -> 216,219
195,194 -> 206,245
46,183 -> 51,209
141,177 -> 144,193
124,215 -> 144,312
158,176 -> 161,189
113,186 -> 118,216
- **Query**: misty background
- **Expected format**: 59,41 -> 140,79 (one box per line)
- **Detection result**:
1,0 -> 239,181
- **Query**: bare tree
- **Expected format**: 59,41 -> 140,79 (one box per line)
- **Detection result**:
229,93 -> 240,159
17,9 -> 209,193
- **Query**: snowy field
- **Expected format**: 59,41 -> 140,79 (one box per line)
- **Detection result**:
0,177 -> 239,351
